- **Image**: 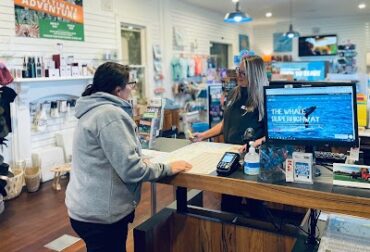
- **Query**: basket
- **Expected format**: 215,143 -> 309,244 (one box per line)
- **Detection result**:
24,167 -> 41,193
4,169 -> 24,200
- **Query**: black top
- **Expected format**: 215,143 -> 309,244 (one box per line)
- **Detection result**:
0,86 -> 17,133
223,87 -> 264,145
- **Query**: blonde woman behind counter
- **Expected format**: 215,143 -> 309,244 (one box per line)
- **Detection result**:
65,62 -> 192,252
192,54 -> 268,216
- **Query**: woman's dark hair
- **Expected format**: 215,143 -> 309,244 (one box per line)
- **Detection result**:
82,62 -> 130,96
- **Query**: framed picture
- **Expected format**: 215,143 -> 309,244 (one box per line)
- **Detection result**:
273,32 -> 292,52
239,34 -> 250,51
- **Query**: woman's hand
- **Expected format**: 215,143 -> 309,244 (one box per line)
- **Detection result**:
239,144 -> 247,153
169,160 -> 192,174
190,132 -> 205,142
254,137 -> 266,148
238,137 -> 266,153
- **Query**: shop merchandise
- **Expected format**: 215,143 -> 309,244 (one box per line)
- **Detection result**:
36,57 -> 42,77
194,56 -> 203,76
292,152 -> 313,184
187,57 -> 195,77
171,57 -> 182,81
243,141 -> 260,175
0,63 -> 14,85
335,42 -> 358,74
33,103 -> 48,132
50,101 -> 59,118
0,86 -> 17,132
179,57 -> 188,78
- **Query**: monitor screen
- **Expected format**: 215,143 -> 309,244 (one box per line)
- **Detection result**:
264,84 -> 358,147
271,61 -> 327,81
299,35 -> 338,57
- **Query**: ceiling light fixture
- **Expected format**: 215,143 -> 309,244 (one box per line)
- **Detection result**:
265,12 -> 272,18
358,3 -> 366,9
284,0 -> 300,38
224,0 -> 252,23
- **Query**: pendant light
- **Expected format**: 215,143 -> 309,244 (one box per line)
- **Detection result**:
284,0 -> 300,38
224,0 -> 252,23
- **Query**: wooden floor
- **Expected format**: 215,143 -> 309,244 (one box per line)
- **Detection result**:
0,178 -> 220,252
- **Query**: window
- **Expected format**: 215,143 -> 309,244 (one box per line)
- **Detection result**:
210,42 -> 229,69
121,24 -> 146,102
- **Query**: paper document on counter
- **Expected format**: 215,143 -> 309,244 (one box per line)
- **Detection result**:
156,142 -> 241,175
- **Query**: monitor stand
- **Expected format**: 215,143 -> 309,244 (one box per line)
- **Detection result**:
305,146 -> 321,177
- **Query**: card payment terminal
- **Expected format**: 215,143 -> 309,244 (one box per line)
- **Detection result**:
216,152 -> 240,176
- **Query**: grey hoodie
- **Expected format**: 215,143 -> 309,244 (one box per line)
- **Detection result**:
65,92 -> 172,224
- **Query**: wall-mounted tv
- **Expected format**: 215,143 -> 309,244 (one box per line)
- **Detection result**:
299,34 -> 338,57
271,61 -> 328,81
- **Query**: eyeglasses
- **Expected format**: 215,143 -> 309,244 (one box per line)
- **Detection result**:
128,81 -> 136,88
235,67 -> 246,77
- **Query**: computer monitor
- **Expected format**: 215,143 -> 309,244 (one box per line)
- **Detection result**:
264,83 -> 358,147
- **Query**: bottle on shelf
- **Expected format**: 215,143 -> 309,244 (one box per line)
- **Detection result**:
36,57 -> 42,78
22,56 -> 29,78
50,101 -> 59,118
41,57 -> 46,77
27,57 -> 36,78
27,57 -> 33,78
243,141 -> 260,175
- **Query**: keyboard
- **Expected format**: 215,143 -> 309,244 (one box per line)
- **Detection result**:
315,151 -> 346,165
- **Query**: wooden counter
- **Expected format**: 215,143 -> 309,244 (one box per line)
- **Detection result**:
160,169 -> 370,219
135,142 -> 370,251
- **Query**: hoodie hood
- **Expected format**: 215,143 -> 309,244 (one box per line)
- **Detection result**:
75,92 -> 132,119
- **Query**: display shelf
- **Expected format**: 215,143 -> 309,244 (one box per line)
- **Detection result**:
13,76 -> 93,83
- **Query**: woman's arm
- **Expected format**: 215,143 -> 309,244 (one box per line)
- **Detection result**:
193,120 -> 224,142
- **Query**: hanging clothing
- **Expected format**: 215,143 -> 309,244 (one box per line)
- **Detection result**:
171,57 -> 182,81
187,57 -> 195,77
194,56 -> 203,76
179,57 -> 188,79
0,86 -> 17,133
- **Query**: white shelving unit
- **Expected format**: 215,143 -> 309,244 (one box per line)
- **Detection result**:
13,76 -> 94,83
9,76 -> 93,166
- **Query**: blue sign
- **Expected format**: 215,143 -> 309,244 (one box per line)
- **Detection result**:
272,61 -> 327,81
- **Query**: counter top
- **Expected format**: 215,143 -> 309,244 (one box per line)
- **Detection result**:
158,142 -> 370,219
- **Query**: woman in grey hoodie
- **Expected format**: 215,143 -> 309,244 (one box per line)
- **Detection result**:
65,62 -> 191,252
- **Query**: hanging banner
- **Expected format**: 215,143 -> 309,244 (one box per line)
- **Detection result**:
14,0 -> 84,41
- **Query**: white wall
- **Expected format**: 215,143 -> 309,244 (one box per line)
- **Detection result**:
0,0 -> 117,69
114,0 -> 252,98
0,0 -> 251,163
252,16 -> 370,73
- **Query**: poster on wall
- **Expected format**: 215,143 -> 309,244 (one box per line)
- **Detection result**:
14,0 -> 84,41
239,34 -> 250,51
273,32 -> 292,52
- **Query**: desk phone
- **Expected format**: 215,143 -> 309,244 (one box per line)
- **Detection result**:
216,152 -> 240,176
